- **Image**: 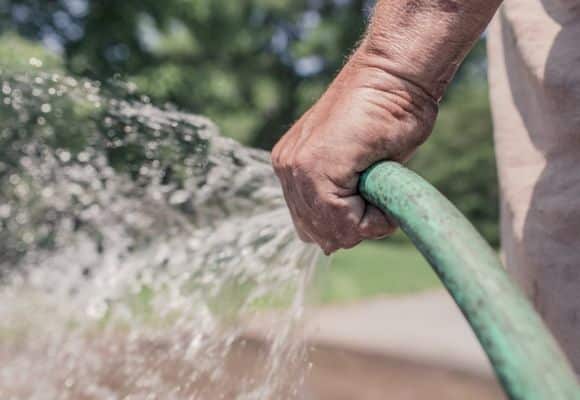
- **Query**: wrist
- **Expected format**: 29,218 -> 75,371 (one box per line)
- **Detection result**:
346,47 -> 440,116
332,53 -> 439,162
355,35 -> 455,102
357,0 -> 501,101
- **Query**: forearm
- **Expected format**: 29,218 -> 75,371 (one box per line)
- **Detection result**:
355,0 -> 502,101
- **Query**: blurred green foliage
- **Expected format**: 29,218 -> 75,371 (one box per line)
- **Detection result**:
0,0 -> 499,244
0,33 -> 62,73
315,240 -> 441,303
1,0 -> 370,147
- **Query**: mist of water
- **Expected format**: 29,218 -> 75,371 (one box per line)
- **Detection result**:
0,61 -> 321,399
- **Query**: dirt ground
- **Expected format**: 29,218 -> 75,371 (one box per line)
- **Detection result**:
306,342 -> 504,400
0,335 -> 505,400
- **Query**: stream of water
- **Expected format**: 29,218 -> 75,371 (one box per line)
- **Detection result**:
0,61 -> 322,399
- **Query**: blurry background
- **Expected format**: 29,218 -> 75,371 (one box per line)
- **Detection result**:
0,0 -> 498,303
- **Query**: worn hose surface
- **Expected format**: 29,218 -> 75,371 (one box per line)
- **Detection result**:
359,161 -> 580,400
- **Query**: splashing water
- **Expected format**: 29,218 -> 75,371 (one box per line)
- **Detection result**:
0,64 -> 321,399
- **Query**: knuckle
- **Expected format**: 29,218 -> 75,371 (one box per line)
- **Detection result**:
326,198 -> 348,214
271,152 -> 281,169
326,198 -> 342,210
271,152 -> 284,171
293,150 -> 315,172
271,142 -> 292,174
274,159 -> 292,178
272,161 -> 283,177
271,140 -> 282,161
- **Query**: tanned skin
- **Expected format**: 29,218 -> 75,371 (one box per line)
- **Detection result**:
272,0 -> 502,254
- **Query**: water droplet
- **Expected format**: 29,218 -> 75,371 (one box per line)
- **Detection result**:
59,151 -> 71,162
0,204 -> 11,218
29,57 -> 43,67
9,174 -> 20,185
77,152 -> 90,162
169,190 -> 189,205
0,68 -> 315,398
87,299 -> 108,319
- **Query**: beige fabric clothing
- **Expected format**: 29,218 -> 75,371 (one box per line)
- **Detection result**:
488,0 -> 580,374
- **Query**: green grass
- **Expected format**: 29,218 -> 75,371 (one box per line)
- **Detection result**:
312,237 -> 442,304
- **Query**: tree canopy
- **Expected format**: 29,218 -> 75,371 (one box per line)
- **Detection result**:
2,0 -> 373,147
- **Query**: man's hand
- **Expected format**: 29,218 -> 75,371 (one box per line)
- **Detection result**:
272,48 -> 438,254
272,0 -> 501,254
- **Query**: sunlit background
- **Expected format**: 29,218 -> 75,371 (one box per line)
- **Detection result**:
0,2 -> 504,399
0,0 -> 498,301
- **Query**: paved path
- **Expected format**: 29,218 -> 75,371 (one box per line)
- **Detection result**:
245,290 -> 495,378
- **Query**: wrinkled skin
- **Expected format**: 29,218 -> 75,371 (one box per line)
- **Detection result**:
272,0 -> 501,254
272,48 -> 438,254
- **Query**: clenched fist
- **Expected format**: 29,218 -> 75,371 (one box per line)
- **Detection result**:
272,45 -> 439,254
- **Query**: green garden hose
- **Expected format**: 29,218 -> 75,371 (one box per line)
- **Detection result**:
359,161 -> 580,400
